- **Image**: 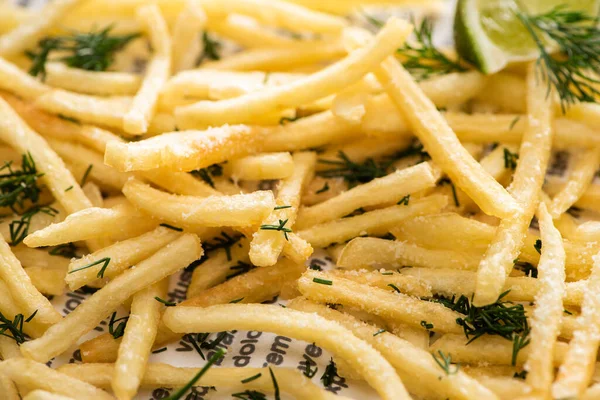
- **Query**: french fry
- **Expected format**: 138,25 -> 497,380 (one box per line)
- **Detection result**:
66,226 -> 182,290
141,169 -> 220,197
431,334 -> 568,367
0,280 -> 46,339
23,391 -> 75,400
552,252 -> 600,399
0,374 -> 19,400
175,18 -> 411,127
187,239 -> 250,298
123,5 -> 171,135
473,72 -> 526,113
171,0 -> 206,73
105,125 -> 259,172
0,236 -> 61,331
474,64 -> 554,306
400,268 -> 585,307
20,234 -> 202,363
24,204 -> 159,247
288,298 -> 497,400
0,335 -> 22,360
522,203 -> 566,398
0,0 -> 86,57
25,267 -> 66,296
163,303 -> 407,400
0,358 -> 113,400
80,333 -> 122,364
545,176 -> 600,214
225,152 -> 295,181
122,179 -> 275,227
250,152 -> 316,266
0,58 -> 49,100
337,237 -> 482,271
0,204 -> 65,245
298,270 -> 464,333
297,162 -> 438,229
44,62 -> 141,96
298,194 -> 447,248
549,147 -> 600,218
318,269 -> 432,298
0,97 -> 92,214
112,279 -> 167,400
59,363 -> 347,400
202,41 -> 345,71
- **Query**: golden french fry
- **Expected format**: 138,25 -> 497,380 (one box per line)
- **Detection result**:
123,5 -> 171,134
0,358 -> 112,400
23,391 -> 75,400
552,252 -> 600,398
297,162 -> 438,229
288,298 -> 497,400
24,204 -> 158,247
25,267 -> 66,296
67,226 -> 182,290
474,64 -> 554,306
250,152 -> 316,266
298,194 -> 447,248
163,303 -> 407,400
473,72 -> 525,113
171,0 -> 206,73
105,125 -> 259,172
0,58 -> 49,100
176,18 -> 411,128
225,152 -> 295,181
323,269 -> 432,298
0,374 -> 19,400
59,363 -> 347,400
522,203 -> 566,397
112,279 -> 167,400
298,270 -> 464,333
123,179 -> 275,227
20,234 -> 202,363
549,147 -> 600,218
44,62 -> 141,96
338,237 -> 482,271
0,279 -> 46,339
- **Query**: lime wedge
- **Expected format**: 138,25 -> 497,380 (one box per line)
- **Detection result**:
454,0 -> 599,73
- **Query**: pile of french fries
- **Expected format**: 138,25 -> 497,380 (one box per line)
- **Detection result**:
0,0 -> 600,399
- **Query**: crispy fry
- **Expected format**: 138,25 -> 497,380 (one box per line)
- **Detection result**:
171,0 -> 206,73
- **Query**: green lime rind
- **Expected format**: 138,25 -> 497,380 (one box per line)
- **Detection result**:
454,0 -> 510,74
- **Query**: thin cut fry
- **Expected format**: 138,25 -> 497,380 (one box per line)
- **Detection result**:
522,202 -> 566,398
163,303 -> 407,400
122,179 -> 275,227
105,125 -> 260,172
250,152 -> 316,266
323,269 -> 432,298
25,267 -> 66,296
288,298 -> 497,400
0,58 -> 49,100
297,162 -> 438,229
0,358 -> 113,400
298,194 -> 447,248
24,204 -> 159,247
44,62 -> 141,96
0,236 -> 61,331
112,279 -> 167,400
474,63 -> 554,306
0,374 -> 19,400
123,5 -> 171,134
23,391 -> 75,400
175,18 -> 411,128
59,363 -> 346,400
338,237 -> 482,271
552,252 -> 600,399
67,226 -> 182,290
0,0 -> 85,57
298,270 -> 464,333
225,152 -> 295,181
549,147 -> 600,218
345,29 -> 520,218
171,0 -> 206,73
20,234 -> 202,363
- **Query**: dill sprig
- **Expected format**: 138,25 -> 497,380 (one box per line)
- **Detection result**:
190,163 -> 224,188
434,290 -> 530,366
365,15 -> 465,80
196,32 -> 222,66
108,312 -> 128,340
260,219 -> 292,240
241,373 -> 262,384
534,239 -> 543,254
503,148 -> 519,170
48,243 -> 78,258
68,257 -> 111,279
0,310 -> 37,344
517,6 -> 600,111
320,359 -> 340,387
514,259 -> 538,278
432,350 -> 459,375
226,261 -> 255,280
10,206 -> 58,245
165,348 -> 226,400
154,297 -> 176,307
27,26 -> 140,79
0,153 -> 44,213
317,151 -> 391,188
